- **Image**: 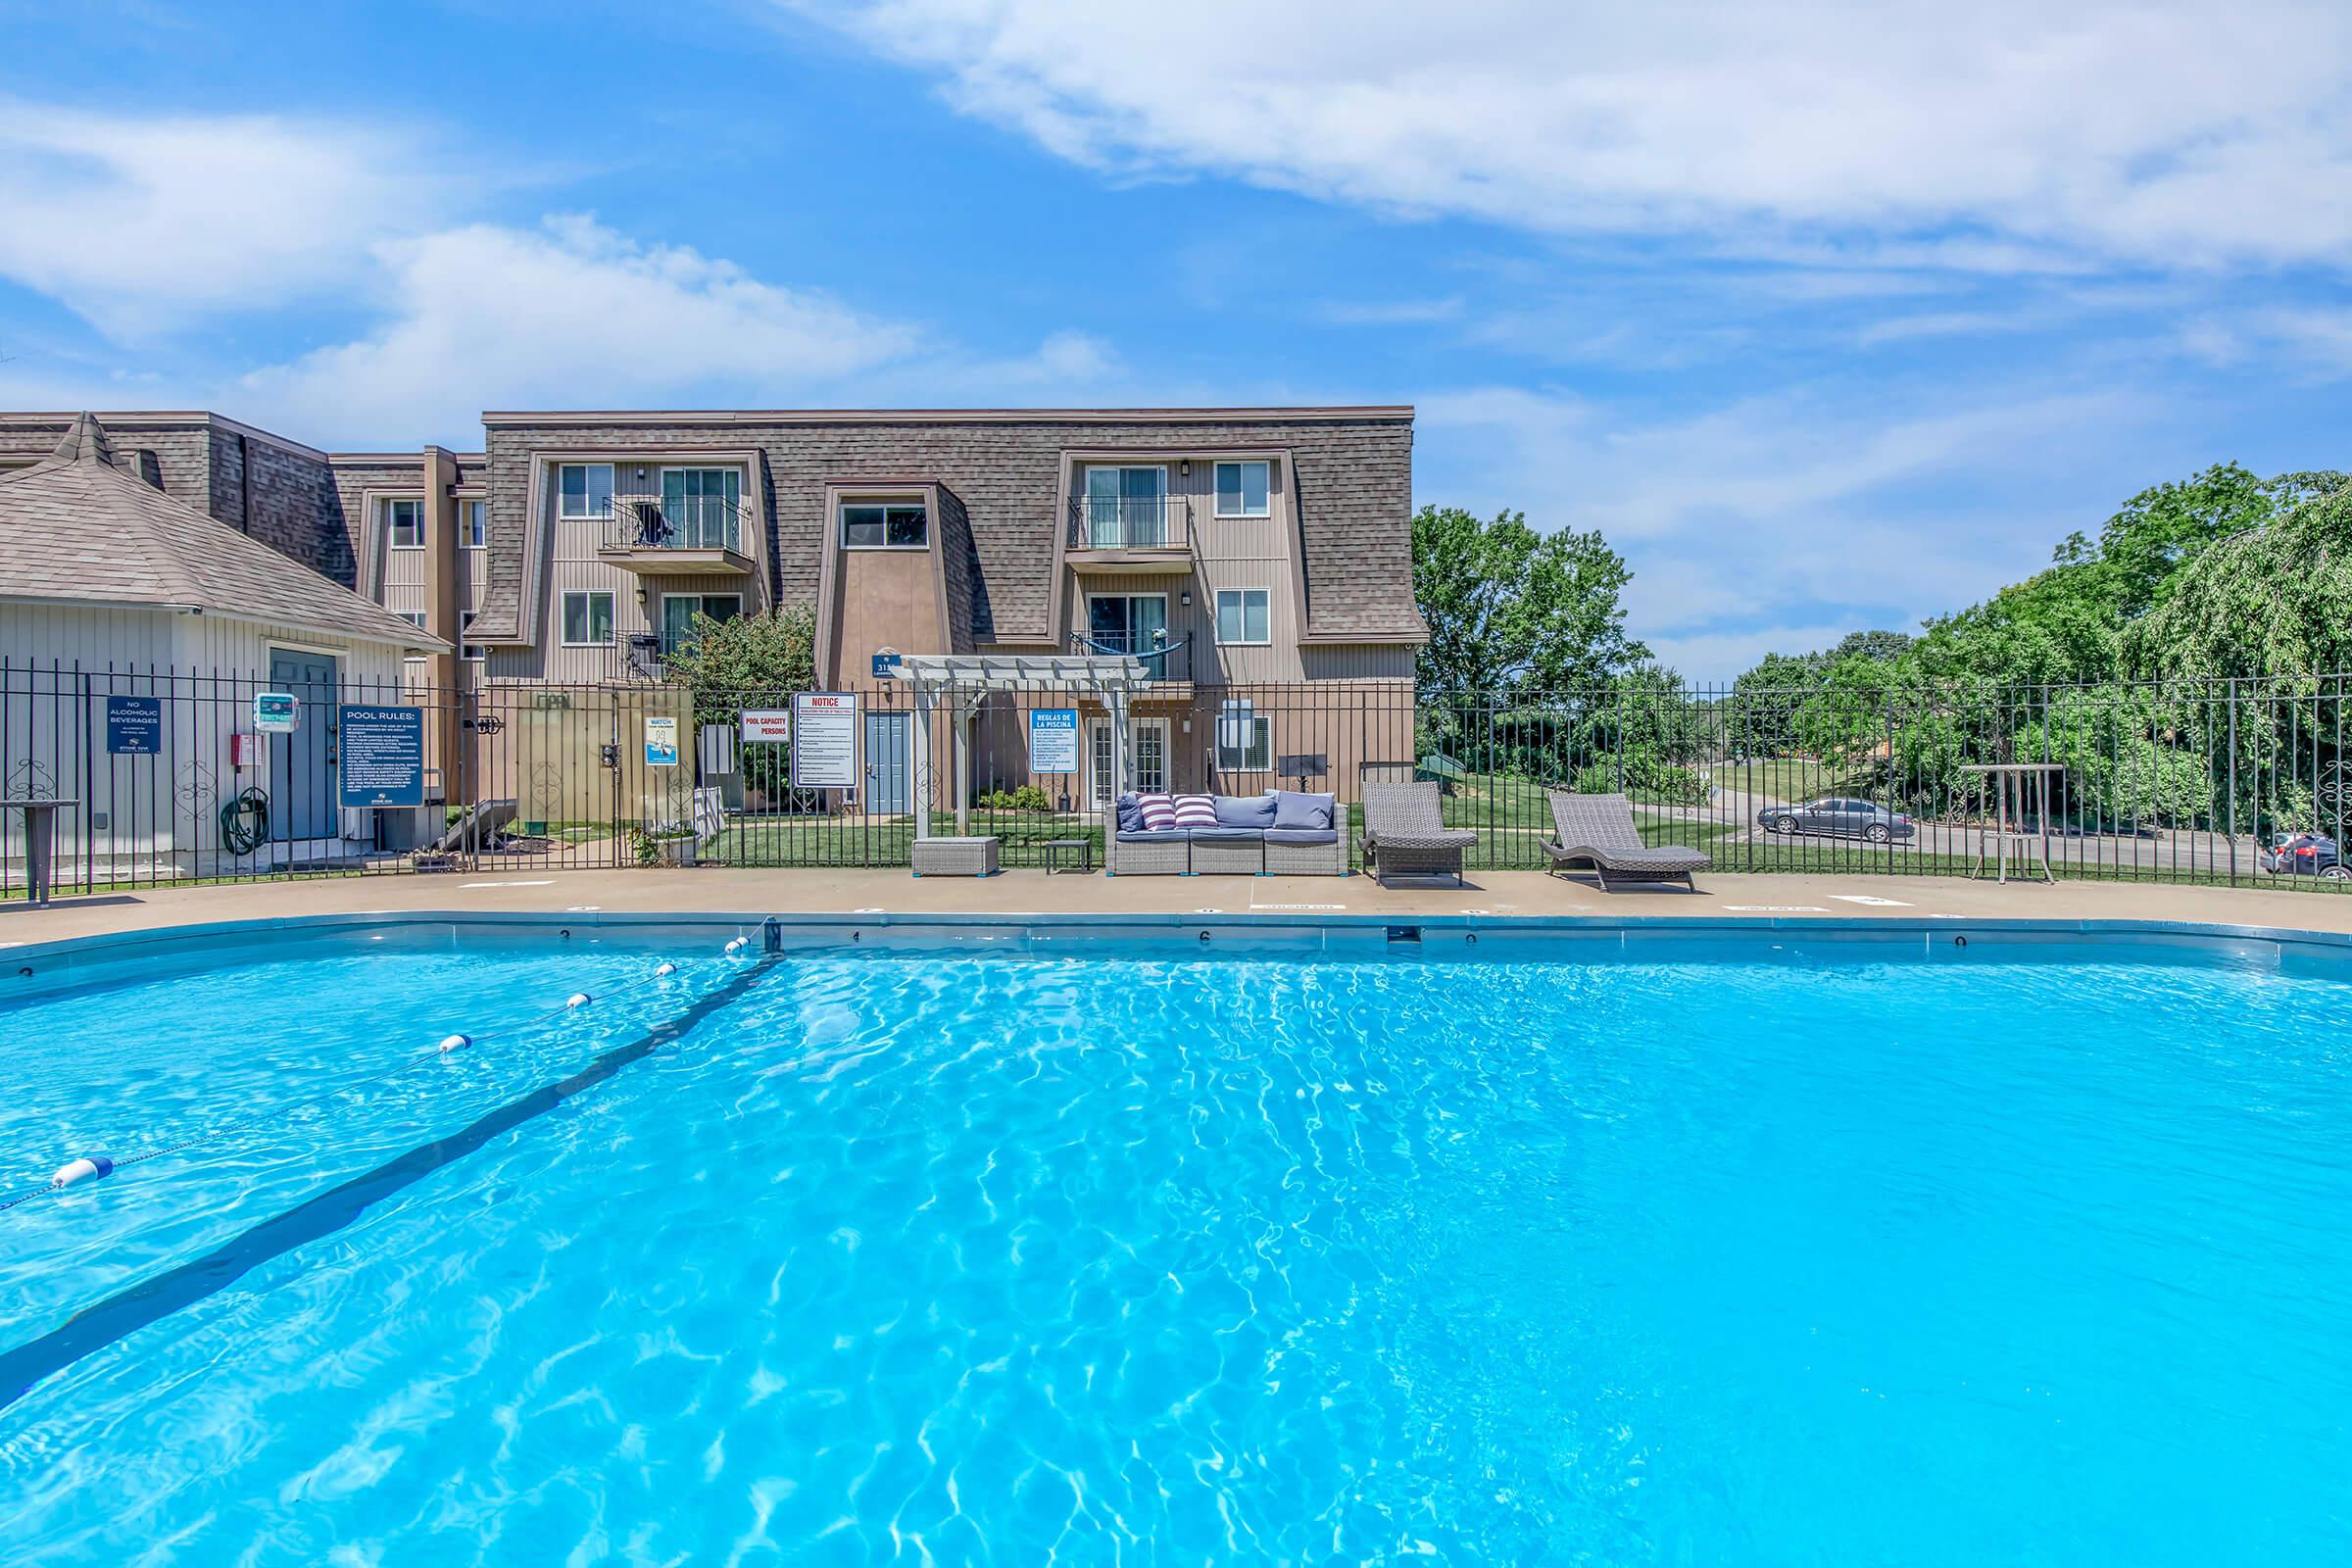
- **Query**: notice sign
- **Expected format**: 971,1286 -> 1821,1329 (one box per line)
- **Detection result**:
338,705 -> 424,808
254,691 -> 299,734
106,696 -> 163,755
740,709 -> 793,744
1029,708 -> 1079,773
644,715 -> 680,767
791,692 -> 859,788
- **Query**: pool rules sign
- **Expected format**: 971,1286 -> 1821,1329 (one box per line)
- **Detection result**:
791,692 -> 859,788
338,706 -> 424,808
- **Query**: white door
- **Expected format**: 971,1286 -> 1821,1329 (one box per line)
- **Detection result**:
1088,716 -> 1171,805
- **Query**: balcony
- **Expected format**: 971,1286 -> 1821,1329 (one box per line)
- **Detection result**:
595,495 -> 755,576
1065,493 -> 1193,571
1069,630 -> 1191,686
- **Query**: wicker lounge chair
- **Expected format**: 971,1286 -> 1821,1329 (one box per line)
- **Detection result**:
426,798 -> 517,854
1543,791 -> 1709,891
1359,780 -> 1477,883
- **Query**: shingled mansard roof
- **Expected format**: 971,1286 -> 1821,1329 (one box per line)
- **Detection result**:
0,414 -> 445,651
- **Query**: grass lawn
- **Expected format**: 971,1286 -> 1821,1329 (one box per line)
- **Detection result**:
1705,757 -> 1874,806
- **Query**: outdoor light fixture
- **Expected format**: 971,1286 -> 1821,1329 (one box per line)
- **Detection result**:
1180,460 -> 1190,476
1180,590 -> 1192,606
634,586 -> 648,606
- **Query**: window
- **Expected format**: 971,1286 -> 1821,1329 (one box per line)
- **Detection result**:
386,498 -> 424,549
561,590 -> 615,646
463,645 -> 486,663
1214,461 -> 1271,517
396,611 -> 427,628
460,500 -> 486,548
559,463 -> 613,519
1216,705 -> 1272,771
1082,465 -> 1167,545
661,593 -> 742,656
1215,588 -> 1271,645
841,501 -> 928,549
662,468 -> 742,550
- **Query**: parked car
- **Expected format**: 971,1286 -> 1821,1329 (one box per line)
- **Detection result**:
2259,832 -> 2349,878
1757,797 -> 1916,843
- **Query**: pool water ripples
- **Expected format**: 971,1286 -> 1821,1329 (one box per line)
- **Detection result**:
0,939 -> 2346,1562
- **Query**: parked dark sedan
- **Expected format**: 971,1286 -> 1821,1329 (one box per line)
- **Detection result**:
2259,832 -> 2348,878
1757,797 -> 1916,843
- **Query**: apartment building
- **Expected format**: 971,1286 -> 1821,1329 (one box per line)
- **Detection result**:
0,406 -> 1426,804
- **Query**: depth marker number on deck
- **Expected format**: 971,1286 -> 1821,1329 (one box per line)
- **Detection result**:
1830,895 -> 1913,906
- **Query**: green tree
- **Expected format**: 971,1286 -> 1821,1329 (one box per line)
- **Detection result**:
1411,506 -> 1646,700
662,605 -> 818,722
1729,650 -> 1831,755
1824,629 -> 1914,663
2126,478 -> 2352,680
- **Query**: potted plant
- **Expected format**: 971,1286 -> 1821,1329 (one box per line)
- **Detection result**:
631,821 -> 699,866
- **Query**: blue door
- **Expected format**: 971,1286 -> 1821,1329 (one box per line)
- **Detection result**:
268,647 -> 340,841
863,712 -> 910,814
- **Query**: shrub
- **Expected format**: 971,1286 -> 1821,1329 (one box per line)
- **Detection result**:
1571,749 -> 1710,807
977,784 -> 1054,812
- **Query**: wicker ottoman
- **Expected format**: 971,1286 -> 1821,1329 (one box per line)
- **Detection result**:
910,835 -> 1000,876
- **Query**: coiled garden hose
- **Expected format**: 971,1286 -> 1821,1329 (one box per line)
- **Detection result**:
220,788 -> 270,856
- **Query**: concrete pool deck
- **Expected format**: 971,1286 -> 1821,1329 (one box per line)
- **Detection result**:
9,867 -> 2352,946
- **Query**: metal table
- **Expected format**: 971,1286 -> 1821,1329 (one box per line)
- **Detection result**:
1959,765 -> 2065,883
2,797 -> 77,906
1043,837 -> 1095,875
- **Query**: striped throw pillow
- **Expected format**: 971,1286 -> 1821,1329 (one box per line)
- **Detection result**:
1171,793 -> 1219,828
1136,793 -> 1176,830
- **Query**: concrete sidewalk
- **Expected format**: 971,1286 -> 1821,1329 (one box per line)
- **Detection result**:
9,866 -> 2352,946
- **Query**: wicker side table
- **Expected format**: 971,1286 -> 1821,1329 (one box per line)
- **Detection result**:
911,835 -> 1001,876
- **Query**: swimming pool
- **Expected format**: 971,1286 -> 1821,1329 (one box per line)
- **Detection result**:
2,915 -> 2346,1562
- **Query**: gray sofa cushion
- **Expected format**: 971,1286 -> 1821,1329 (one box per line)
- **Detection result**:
1115,828 -> 1191,843
1114,792 -> 1144,833
1264,827 -> 1339,846
1187,827 -> 1266,844
1273,790 -> 1335,831
1212,793 -> 1277,828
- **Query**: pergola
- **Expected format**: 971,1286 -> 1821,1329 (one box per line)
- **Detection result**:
876,652 -> 1150,838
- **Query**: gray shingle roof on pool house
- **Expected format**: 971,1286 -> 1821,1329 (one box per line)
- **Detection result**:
0,414 -> 445,651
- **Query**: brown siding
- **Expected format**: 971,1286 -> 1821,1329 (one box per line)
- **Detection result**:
475,413 -> 1422,648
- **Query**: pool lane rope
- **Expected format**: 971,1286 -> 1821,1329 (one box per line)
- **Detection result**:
0,936 -> 759,1216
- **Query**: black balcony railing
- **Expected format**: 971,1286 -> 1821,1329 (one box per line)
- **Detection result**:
624,633 -> 665,681
1066,492 -> 1192,551
1070,631 -> 1189,682
600,495 -> 745,555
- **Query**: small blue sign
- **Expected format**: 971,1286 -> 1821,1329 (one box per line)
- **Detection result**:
1029,707 -> 1080,773
870,651 -> 904,679
106,696 -> 163,756
338,705 -> 424,808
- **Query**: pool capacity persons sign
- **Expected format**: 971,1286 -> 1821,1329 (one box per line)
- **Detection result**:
337,705 -> 424,808
1028,708 -> 1079,773
791,692 -> 859,788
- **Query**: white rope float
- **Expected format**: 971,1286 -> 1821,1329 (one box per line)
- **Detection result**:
1,943 -> 738,1216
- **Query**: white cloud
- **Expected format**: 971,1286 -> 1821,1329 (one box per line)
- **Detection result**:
792,1 -> 2352,269
1416,382 -> 2152,679
237,217 -> 924,439
0,100 -> 464,338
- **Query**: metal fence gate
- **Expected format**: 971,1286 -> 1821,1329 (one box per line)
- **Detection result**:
9,662 -> 2352,895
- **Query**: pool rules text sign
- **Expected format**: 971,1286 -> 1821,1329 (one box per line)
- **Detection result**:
338,706 -> 424,808
791,692 -> 859,788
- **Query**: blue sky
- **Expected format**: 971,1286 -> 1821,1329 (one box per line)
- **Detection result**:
2,0 -> 2347,679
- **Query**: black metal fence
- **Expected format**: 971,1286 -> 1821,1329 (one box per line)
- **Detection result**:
8,661 -> 2352,895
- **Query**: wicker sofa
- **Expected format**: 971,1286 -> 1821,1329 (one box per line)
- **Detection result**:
1105,790 -> 1348,876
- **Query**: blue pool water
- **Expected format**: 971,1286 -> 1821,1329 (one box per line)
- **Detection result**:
1,930 -> 2347,1562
